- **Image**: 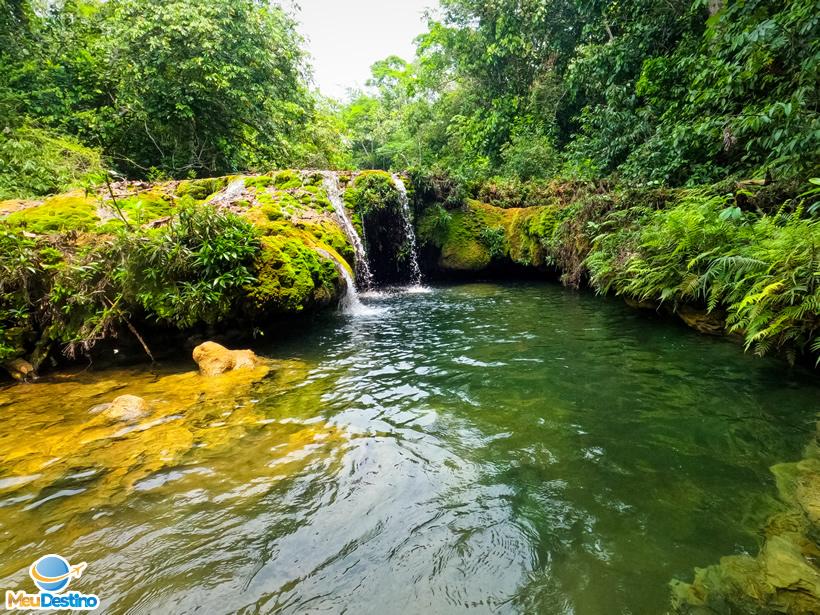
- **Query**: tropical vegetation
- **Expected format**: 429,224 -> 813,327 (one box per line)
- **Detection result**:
0,0 -> 818,370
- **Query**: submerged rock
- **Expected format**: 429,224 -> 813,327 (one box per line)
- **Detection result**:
3,358 -> 37,382
101,394 -> 150,423
671,430 -> 820,614
624,296 -> 659,311
192,341 -> 259,376
675,305 -> 726,336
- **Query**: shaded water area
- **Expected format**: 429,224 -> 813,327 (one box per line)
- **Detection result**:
1,282 -> 817,614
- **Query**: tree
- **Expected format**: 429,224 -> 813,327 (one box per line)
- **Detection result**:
101,0 -> 310,176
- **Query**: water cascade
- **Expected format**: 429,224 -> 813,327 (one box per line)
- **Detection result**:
320,171 -> 373,290
316,248 -> 369,315
391,174 -> 423,285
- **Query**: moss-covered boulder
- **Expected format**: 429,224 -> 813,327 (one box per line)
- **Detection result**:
417,199 -> 561,275
175,177 -> 228,200
4,191 -> 99,233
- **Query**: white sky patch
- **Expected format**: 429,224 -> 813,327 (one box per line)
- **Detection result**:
289,0 -> 438,101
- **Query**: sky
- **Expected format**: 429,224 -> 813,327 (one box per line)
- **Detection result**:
290,0 -> 439,100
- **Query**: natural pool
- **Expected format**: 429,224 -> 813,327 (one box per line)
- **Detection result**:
0,282 -> 817,614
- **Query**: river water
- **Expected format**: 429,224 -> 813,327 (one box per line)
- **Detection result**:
0,282 -> 817,614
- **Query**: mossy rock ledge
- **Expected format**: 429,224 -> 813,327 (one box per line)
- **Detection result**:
0,171 -> 370,372
413,178 -> 818,365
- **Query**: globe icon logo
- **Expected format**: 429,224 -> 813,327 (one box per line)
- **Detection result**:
29,554 -> 85,593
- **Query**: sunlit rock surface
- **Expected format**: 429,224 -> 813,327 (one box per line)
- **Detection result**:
672,428 -> 820,614
100,394 -> 151,422
192,341 -> 260,376
0,357 -> 346,565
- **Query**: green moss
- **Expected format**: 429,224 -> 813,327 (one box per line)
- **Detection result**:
243,174 -> 274,190
344,171 -> 399,216
244,226 -> 344,314
302,219 -> 355,268
436,206 -> 492,271
273,170 -> 303,190
245,174 -> 338,226
300,171 -> 325,188
419,200 -> 557,272
504,205 -> 557,267
4,191 -> 99,234
175,177 -> 228,201
119,190 -> 174,223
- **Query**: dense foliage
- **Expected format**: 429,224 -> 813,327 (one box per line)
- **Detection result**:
0,202 -> 261,360
0,0 -> 349,198
1,0 -> 819,368
343,0 -> 819,185
416,178 -> 820,362
585,189 -> 820,360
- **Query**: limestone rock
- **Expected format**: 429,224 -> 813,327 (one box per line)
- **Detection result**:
676,305 -> 726,336
624,296 -> 659,311
192,341 -> 259,376
795,464 -> 820,526
3,358 -> 37,382
101,395 -> 150,422
673,443 -> 820,613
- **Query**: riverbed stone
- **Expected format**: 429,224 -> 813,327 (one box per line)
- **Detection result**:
672,433 -> 820,614
192,341 -> 259,376
102,394 -> 150,422
3,358 -> 37,382
675,305 -> 726,336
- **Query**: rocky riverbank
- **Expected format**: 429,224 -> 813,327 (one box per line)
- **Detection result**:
414,176 -> 819,366
0,170 -> 421,380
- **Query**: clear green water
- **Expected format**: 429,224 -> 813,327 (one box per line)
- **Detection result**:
0,282 -> 817,614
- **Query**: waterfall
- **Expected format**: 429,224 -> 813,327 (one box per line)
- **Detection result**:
319,171 -> 373,290
391,174 -> 423,285
316,248 -> 374,315
335,259 -> 368,314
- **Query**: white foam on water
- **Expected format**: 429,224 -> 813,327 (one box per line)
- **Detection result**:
402,284 -> 433,294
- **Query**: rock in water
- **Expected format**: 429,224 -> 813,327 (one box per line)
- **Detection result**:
671,433 -> 820,613
676,304 -> 726,336
3,358 -> 37,382
102,395 -> 150,422
192,341 -> 259,376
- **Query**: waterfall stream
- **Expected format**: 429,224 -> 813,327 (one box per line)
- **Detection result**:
318,171 -> 426,309
208,178 -> 245,204
319,171 -> 373,290
316,248 -> 374,315
334,259 -> 367,314
391,174 -> 423,285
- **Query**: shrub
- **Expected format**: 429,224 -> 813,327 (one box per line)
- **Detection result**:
585,186 -> 820,362
0,126 -> 102,200
0,229 -> 54,359
344,171 -> 400,216
479,226 -> 506,259
117,203 -> 260,327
